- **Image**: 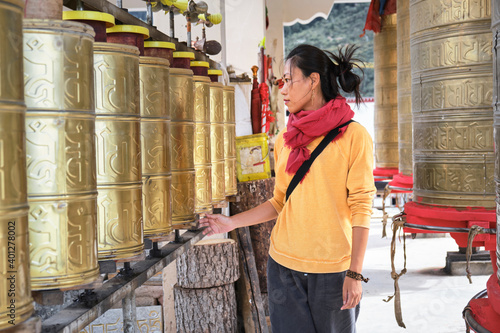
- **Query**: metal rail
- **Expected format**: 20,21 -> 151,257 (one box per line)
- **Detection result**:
41,230 -> 205,333
463,289 -> 491,333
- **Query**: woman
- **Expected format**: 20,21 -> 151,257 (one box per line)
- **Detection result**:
199,44 -> 376,333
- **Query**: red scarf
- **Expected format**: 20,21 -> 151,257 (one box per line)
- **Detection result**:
284,96 -> 354,175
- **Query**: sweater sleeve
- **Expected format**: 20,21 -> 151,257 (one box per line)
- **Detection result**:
346,125 -> 376,228
268,132 -> 285,214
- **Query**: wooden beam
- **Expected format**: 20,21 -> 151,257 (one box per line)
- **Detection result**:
230,230 -> 259,333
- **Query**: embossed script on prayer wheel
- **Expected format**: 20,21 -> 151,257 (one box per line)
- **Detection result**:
210,82 -> 226,204
170,68 -> 196,227
397,0 -> 412,176
193,75 -> 213,214
223,86 -> 237,196
23,20 -> 99,289
0,1 -> 33,326
140,56 -> 172,238
94,43 -> 144,259
410,0 -> 494,207
374,14 -> 399,169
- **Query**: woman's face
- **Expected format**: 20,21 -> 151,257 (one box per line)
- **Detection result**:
280,60 -> 314,114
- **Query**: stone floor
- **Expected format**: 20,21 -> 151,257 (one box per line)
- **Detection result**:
356,207 -> 491,333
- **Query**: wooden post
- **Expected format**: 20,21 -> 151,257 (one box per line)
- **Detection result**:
174,283 -> 237,333
237,227 -> 269,333
230,230 -> 259,333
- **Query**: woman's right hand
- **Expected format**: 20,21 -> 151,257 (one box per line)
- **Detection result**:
198,214 -> 235,236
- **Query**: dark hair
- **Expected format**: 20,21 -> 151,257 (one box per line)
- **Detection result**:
286,44 -> 364,105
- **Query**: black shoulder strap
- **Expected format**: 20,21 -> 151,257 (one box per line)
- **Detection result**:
285,120 -> 354,202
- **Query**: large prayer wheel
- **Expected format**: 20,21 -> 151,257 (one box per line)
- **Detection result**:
210,82 -> 226,204
140,56 -> 172,238
397,0 -> 412,176
23,20 -> 99,288
94,43 -> 144,259
374,14 -> 399,169
0,0 -> 33,327
170,68 -> 196,227
223,85 -> 237,196
411,0 -> 494,207
193,75 -> 213,214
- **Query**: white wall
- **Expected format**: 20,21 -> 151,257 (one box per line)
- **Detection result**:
266,0 -> 286,132
120,0 -> 265,79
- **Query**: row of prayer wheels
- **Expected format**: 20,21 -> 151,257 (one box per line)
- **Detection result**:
0,2 -> 236,329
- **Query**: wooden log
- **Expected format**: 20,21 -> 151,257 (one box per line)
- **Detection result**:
249,222 -> 274,293
174,283 -> 237,333
230,178 -> 276,292
32,290 -> 64,306
176,239 -> 239,289
24,0 -> 63,20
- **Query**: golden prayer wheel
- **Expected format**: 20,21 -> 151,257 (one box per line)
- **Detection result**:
374,14 -> 399,169
140,56 -> 172,238
170,68 -> 196,226
23,20 -> 100,289
210,82 -> 225,204
397,0 -> 412,176
223,85 -> 237,196
410,0 -> 494,207
193,75 -> 213,214
94,43 -> 144,259
0,1 -> 33,324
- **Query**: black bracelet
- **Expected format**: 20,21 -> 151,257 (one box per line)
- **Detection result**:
346,270 -> 369,283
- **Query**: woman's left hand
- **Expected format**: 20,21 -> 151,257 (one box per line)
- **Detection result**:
341,276 -> 362,310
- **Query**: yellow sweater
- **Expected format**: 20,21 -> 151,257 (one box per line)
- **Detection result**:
268,122 -> 376,273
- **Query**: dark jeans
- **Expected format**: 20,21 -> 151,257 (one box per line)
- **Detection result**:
267,256 -> 360,333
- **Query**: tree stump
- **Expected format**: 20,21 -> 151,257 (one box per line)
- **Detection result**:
174,283 -> 237,333
176,239 -> 239,288
230,178 -> 276,292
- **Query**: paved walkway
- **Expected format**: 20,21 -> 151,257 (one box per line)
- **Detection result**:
356,208 -> 491,333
